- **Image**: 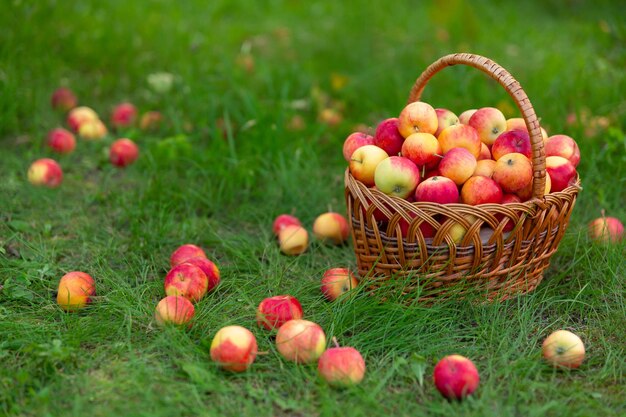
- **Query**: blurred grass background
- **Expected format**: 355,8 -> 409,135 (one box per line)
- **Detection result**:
0,1 -> 625,416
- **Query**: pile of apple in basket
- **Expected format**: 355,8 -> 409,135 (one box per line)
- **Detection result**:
344,102 -> 579,241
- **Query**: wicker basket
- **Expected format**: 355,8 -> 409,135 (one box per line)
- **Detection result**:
344,53 -> 582,302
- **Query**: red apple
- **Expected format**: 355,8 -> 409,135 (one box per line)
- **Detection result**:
349,145 -> 389,186
439,148 -> 477,186
170,244 -> 207,267
588,214 -> 624,243
27,158 -> 63,188
545,134 -> 580,167
67,106 -> 99,132
56,271 -> 96,311
374,156 -> 421,199
343,132 -> 375,162
46,128 -> 76,154
256,295 -> 304,330
398,212 -> 437,239
398,101 -> 438,137
51,87 -> 77,112
210,325 -> 258,372
458,109 -> 477,125
109,138 -> 139,167
493,153 -> 533,193
373,118 -> 404,156
78,119 -> 108,140
318,346 -> 366,387
401,132 -> 441,168
183,257 -> 220,292
437,124 -> 482,158
506,118 -> 549,142
478,142 -> 491,160
461,176 -> 503,205
414,176 -> 459,204
497,193 -> 523,231
273,214 -> 302,236
154,295 -> 195,327
542,330 -> 585,369
491,129 -> 532,160
276,319 -> 326,364
140,111 -> 163,131
468,107 -> 507,145
313,212 -> 350,245
433,355 -> 480,400
545,156 -> 576,192
434,108 -> 459,137
321,268 -> 359,301
278,225 -> 309,255
472,159 -> 496,178
111,102 -> 137,129
164,263 -> 209,303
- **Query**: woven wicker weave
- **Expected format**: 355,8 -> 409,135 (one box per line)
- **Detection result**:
344,53 -> 581,302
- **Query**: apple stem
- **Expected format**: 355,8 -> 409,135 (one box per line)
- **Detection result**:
422,165 -> 426,178
332,336 -> 340,348
601,209 -> 606,218
435,153 -> 444,159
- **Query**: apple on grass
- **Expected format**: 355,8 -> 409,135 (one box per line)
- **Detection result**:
588,212 -> 624,243
78,119 -> 108,140
140,111 -> 163,131
437,124 -> 482,158
56,271 -> 96,311
67,106 -> 99,132
318,340 -> 366,387
154,295 -> 195,327
433,355 -> 480,400
111,102 -> 137,129
458,109 -> 477,125
276,319 -> 326,364
374,156 -> 421,199
51,87 -> 77,112
321,268 -> 358,301
183,257 -> 220,292
313,212 -> 350,245
28,158 -> 63,188
414,176 -> 459,204
545,156 -> 576,192
401,132 -> 441,168
468,107 -> 507,145
47,128 -> 76,154
461,176 -> 503,205
542,330 -> 585,369
210,325 -> 258,372
397,101 -> 438,138
493,153 -> 533,193
278,225 -> 309,255
170,244 -> 207,267
343,132 -> 374,162
491,129 -> 532,160
373,118 -> 404,156
434,108 -> 459,137
273,214 -> 302,237
349,145 -> 389,187
438,148 -> 477,186
256,295 -> 303,330
164,263 -> 209,303
545,134 -> 580,167
109,138 -> 139,167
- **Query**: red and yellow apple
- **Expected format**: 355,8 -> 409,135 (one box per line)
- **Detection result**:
183,257 -> 220,292
140,111 -> 163,131
398,101 -> 438,137
468,107 -> 507,145
491,129 -> 532,160
545,156 -> 576,192
111,102 -> 137,129
478,142 -> 491,160
67,106 -> 99,132
313,212 -> 350,245
321,268 -> 358,301
275,319 -> 326,364
414,176 -> 459,204
506,117 -> 549,142
374,156 -> 421,199
318,346 -> 366,387
493,153 -> 533,193
437,124 -> 481,158
458,109 -> 477,125
256,295 -> 304,330
472,159 -> 496,178
154,295 -> 195,327
349,145 -> 389,186
109,138 -> 139,167
164,263 -> 209,303
51,87 -> 77,112
373,118 -> 404,156
588,215 -> 624,243
56,271 -> 96,311
278,225 -> 309,255
447,215 -> 478,245
461,176 -> 503,205
401,132 -> 441,168
542,330 -> 585,369
170,244 -> 207,267
434,108 -> 459,137
210,325 -> 258,372
545,134 -> 580,167
273,214 -> 302,237
28,158 -> 63,188
343,132 -> 375,162
78,119 -> 108,140
433,355 -> 480,400
438,148 -> 477,186
46,128 -> 76,154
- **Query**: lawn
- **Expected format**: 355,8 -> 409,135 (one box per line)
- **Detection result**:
1,1 -> 625,416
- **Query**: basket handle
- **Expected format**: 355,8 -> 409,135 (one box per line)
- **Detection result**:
408,53 -> 546,199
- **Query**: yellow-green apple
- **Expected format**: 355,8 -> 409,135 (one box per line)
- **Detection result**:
588,214 -> 624,243
373,118 -> 404,156
164,263 -> 209,302
256,295 -> 304,330
28,158 -> 63,188
433,355 -> 480,400
374,156 -> 421,199
275,319 -> 326,364
542,330 -> 585,369
51,87 -> 77,112
318,346 -> 366,387
273,214 -> 302,237
545,134 -> 580,167
493,153 -> 533,193
321,268 -> 358,301
458,109 -> 477,125
349,145 -> 389,186
491,129 -> 532,160
447,215 -> 478,244
278,225 -> 309,255
139,111 -> 163,131
439,148 -> 477,186
210,325 -> 258,372
343,132 -> 374,162
472,159 -> 496,178
67,106 -> 99,132
545,156 -> 576,192
468,107 -> 507,145
434,108 -> 459,137
401,132 -> 441,168
398,101 -> 438,137
437,124 -> 481,158
414,176 -> 459,204
170,244 -> 207,267
56,271 -> 96,311
78,119 -> 108,140
111,102 -> 137,129
313,212 -> 350,245
46,128 -> 76,154
461,176 -> 503,205
183,257 -> 220,292
109,138 -> 139,167
154,295 -> 195,327
478,142 -> 491,160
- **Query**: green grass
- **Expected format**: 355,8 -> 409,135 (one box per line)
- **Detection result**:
1,0 -> 625,416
